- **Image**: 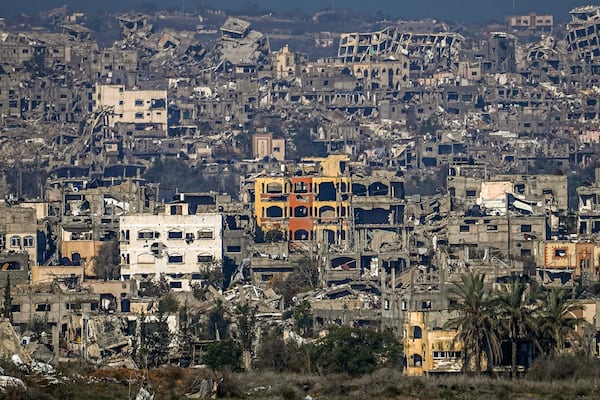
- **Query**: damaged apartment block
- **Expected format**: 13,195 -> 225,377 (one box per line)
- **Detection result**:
337,27 -> 463,76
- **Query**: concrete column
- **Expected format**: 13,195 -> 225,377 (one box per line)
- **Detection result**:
52,324 -> 59,365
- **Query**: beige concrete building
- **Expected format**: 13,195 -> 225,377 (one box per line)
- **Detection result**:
93,85 -> 167,130
119,201 -> 223,291
273,45 -> 306,80
448,213 -> 546,259
252,133 -> 285,161
508,13 -> 553,31
0,206 -> 38,267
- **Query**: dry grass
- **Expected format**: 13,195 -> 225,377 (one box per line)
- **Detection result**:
4,358 -> 600,399
218,370 -> 600,400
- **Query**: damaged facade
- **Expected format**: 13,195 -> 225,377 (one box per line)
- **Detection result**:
119,200 -> 223,291
2,2 -> 600,373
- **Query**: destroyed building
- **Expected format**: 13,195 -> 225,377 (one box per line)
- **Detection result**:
253,154 -> 352,246
577,168 -> 600,237
337,27 -> 463,76
507,13 -> 554,32
404,310 -> 463,376
210,17 -> 271,74
248,154 -> 407,291
3,2 -> 600,370
0,206 -> 38,286
93,85 -> 168,132
119,197 -> 224,291
566,5 -> 600,61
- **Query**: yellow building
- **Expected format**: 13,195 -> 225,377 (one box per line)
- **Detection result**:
254,155 -> 351,245
404,311 -> 464,376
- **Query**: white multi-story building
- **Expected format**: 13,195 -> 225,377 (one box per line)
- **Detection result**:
119,202 -> 223,291
93,84 -> 168,130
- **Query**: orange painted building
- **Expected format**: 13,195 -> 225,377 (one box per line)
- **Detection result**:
254,155 -> 351,245
543,241 -> 596,277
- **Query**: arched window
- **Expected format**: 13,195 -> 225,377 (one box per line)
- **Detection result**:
319,205 -> 335,218
294,206 -> 308,217
23,236 -> 35,247
197,253 -> 213,263
352,183 -> 367,196
293,230 -> 309,241
411,354 -> 423,367
368,182 -> 389,196
168,254 -> 184,264
266,206 -> 283,218
413,326 -> 422,339
323,229 -> 335,244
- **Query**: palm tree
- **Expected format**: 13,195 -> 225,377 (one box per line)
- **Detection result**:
494,280 -> 539,378
538,289 -> 584,354
445,272 -> 501,373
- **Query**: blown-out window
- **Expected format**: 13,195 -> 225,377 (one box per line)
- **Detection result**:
197,229 -> 214,239
197,254 -> 213,263
168,254 -> 183,264
137,230 -> 158,240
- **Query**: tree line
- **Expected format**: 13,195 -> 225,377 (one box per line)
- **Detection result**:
446,272 -> 585,378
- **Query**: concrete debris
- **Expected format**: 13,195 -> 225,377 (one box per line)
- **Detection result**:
3,1 -> 600,370
0,320 -> 32,364
0,375 -> 26,392
185,379 -> 217,399
135,386 -> 155,400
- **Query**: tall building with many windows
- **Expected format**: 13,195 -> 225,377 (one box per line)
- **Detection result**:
254,155 -> 352,245
119,201 -> 222,291
93,84 -> 167,131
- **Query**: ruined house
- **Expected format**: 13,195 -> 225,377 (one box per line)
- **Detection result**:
211,17 -> 271,74
93,84 -> 168,132
577,168 -> 600,237
404,310 -> 463,376
119,199 -> 223,291
0,206 -> 37,286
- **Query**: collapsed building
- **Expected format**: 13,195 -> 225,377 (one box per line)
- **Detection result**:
566,5 -> 600,61
2,3 -> 600,369
211,17 -> 271,74
337,27 -> 463,76
578,168 -> 600,236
